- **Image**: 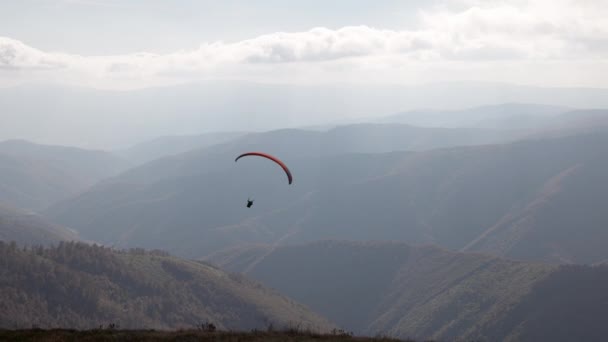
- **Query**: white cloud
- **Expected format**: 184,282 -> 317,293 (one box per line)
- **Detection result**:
0,38 -> 67,70
1,0 -> 607,88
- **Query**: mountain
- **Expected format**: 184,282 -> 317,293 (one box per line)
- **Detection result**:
0,140 -> 130,210
59,123 -> 517,188
379,104 -> 608,139
208,240 -> 608,342
118,131 -> 247,165
460,142 -> 608,263
283,132 -> 608,264
46,123 -> 524,253
529,109 -> 608,137
0,203 -> 79,246
4,81 -> 608,149
47,127 -> 608,264
70,122 -> 535,188
0,241 -> 333,331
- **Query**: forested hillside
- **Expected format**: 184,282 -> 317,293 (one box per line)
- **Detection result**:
0,241 -> 333,331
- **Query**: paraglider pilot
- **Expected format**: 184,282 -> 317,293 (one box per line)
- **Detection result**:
246,198 -> 254,208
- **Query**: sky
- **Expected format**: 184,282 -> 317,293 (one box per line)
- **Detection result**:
1,0 -> 607,89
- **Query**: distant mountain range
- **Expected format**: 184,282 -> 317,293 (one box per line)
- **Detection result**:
117,104 -> 608,165
379,104 -> 608,138
44,122 -> 526,253
0,241 -> 333,331
0,140 -> 130,210
112,122 -> 523,183
208,240 -> 608,342
117,131 -> 247,165
4,81 -> 608,148
2,99 -> 608,341
47,121 -> 608,264
377,103 -> 570,129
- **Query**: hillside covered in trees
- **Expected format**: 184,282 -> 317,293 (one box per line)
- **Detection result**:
0,241 -> 333,331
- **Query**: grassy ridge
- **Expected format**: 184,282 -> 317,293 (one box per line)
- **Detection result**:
0,329 -> 410,342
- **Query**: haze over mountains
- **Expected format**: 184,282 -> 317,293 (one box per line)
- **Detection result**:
46,112 -> 608,264
44,121 -> 522,254
380,104 -> 608,138
4,0 -> 608,339
378,103 -> 570,129
4,82 -> 608,149
2,95 -> 608,340
0,140 -> 130,211
118,131 -> 247,165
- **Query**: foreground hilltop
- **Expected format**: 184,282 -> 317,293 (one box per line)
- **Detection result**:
0,241 -> 332,332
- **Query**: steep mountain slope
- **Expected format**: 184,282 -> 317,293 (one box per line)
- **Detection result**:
275,133 -> 608,264
47,130 -> 608,263
0,241 -> 333,331
0,140 -> 130,210
461,157 -> 608,263
46,146 -> 414,257
0,203 -> 79,246
46,123 -> 520,241
208,240 -> 608,342
118,131 -> 247,165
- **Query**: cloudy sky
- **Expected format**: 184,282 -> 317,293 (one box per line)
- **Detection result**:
1,0 -> 607,89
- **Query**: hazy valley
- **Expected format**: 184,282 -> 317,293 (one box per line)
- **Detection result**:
209,240 -> 608,341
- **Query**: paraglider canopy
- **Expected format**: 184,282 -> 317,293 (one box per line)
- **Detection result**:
235,152 -> 293,184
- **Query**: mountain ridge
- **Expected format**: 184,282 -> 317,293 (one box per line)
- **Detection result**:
47,131 -> 608,264
4,81 -> 608,148
0,139 -> 130,211
207,240 -> 608,342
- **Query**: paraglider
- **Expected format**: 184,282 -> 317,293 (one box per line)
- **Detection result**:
234,152 -> 293,184
235,152 -> 293,207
